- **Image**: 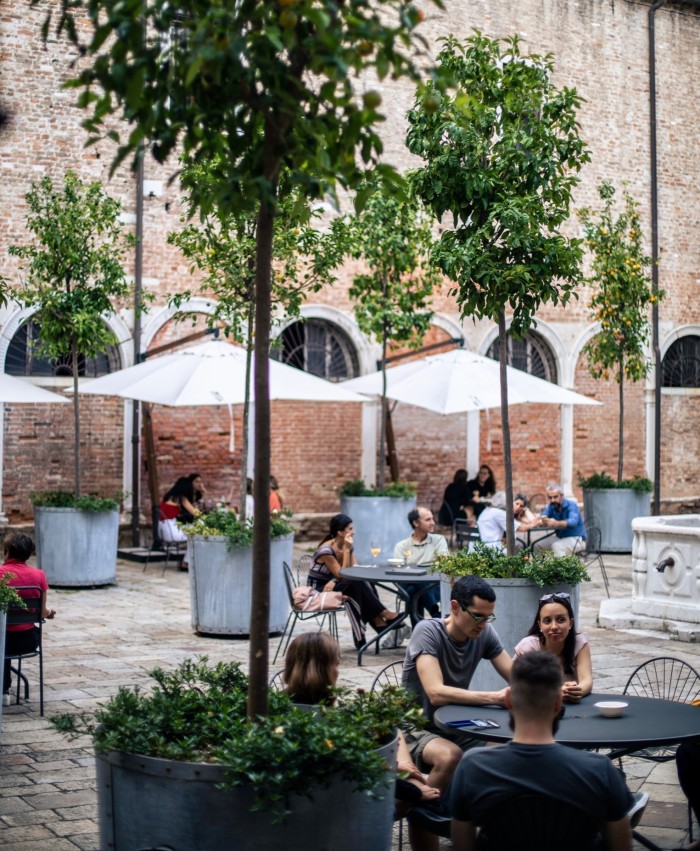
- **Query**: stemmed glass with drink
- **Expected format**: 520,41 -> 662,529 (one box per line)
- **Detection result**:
403,548 -> 412,570
370,542 -> 381,564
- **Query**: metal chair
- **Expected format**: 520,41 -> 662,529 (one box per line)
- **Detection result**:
528,492 -> 547,515
622,657 -> 700,842
579,515 -> 609,597
4,586 -> 44,716
454,519 -> 480,551
269,670 -> 285,691
370,660 -> 404,693
155,510 -> 188,574
272,562 -> 342,664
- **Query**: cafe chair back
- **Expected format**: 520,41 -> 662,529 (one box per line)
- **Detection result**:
370,660 -> 404,693
272,562 -> 342,664
454,519 -> 480,552
579,515 -> 609,597
4,586 -> 45,716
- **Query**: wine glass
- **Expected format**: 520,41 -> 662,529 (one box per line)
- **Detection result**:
370,542 -> 381,564
403,548 -> 412,569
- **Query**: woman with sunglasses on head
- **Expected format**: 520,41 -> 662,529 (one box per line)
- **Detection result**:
513,592 -> 592,703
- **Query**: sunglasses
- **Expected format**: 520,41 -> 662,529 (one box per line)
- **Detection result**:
539,592 -> 571,602
459,602 -> 496,623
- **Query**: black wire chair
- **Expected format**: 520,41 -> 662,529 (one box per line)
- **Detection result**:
579,515 -> 609,597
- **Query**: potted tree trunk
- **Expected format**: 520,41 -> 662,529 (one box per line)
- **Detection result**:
51,658 -> 420,851
577,181 -> 658,552
182,509 -> 294,636
339,480 -> 417,565
8,172 -> 135,586
432,543 -> 590,691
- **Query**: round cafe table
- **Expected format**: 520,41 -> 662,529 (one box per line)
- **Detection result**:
434,691 -> 700,751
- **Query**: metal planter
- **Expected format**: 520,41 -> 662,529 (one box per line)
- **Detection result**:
583,489 -> 651,553
188,533 -> 293,635
34,506 -> 118,587
340,496 -> 417,564
96,736 -> 397,851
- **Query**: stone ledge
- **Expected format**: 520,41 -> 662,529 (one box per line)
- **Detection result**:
599,597 -> 700,643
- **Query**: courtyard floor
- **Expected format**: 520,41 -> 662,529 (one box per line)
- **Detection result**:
0,547 -> 699,850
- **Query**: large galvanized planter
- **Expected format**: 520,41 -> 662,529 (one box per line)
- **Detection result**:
188,533 -> 293,635
34,506 -> 118,587
439,576 -> 580,692
0,611 -> 5,733
583,488 -> 651,553
340,495 -> 416,564
95,736 -> 397,851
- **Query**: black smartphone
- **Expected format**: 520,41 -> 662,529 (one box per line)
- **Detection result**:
446,719 -> 500,728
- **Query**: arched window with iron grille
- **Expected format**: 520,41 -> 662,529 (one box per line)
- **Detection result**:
662,336 -> 700,388
486,330 -> 558,383
272,319 -> 359,382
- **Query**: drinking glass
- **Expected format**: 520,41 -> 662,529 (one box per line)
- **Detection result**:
370,542 -> 381,563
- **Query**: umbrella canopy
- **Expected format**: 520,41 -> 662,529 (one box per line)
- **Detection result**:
0,373 -> 69,404
77,339 -> 367,406
342,348 -> 601,415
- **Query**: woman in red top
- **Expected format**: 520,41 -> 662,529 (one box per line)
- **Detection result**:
1,532 -> 55,704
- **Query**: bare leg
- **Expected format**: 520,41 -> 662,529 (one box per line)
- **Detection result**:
419,737 -> 463,793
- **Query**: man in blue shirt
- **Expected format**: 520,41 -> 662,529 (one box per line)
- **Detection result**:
534,482 -> 586,556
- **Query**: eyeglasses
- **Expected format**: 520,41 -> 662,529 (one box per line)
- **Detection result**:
539,592 -> 571,602
459,602 -> 496,623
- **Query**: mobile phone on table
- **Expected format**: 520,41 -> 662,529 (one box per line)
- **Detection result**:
446,718 -> 500,728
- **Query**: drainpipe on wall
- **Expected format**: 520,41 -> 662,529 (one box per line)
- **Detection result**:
648,0 -> 700,515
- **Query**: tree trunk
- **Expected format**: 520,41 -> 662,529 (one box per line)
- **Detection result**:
386,408 -> 400,483
72,342 -> 81,497
617,357 -> 624,483
247,130 -> 279,719
498,314 -> 515,555
239,308 -> 254,523
379,320 -> 388,491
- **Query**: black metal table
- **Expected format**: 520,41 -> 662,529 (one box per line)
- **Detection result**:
340,564 -> 439,665
435,692 -> 700,851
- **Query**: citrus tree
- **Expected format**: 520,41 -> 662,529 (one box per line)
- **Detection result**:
407,33 -> 589,554
45,0 -> 438,715
578,181 -> 657,482
344,177 -> 440,487
8,171 -> 135,498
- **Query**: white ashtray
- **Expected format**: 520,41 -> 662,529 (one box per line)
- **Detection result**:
594,700 -> 628,718
386,558 -> 404,566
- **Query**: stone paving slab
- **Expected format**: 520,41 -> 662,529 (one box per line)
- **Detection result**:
0,552 -> 698,849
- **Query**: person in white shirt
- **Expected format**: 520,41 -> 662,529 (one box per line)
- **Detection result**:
477,492 -> 539,551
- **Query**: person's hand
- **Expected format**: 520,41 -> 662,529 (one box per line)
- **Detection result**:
562,681 -> 582,703
492,687 -> 509,706
343,531 -> 354,549
323,580 -> 336,592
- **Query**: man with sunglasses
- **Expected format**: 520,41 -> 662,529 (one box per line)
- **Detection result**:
534,482 -> 586,556
401,575 -> 512,797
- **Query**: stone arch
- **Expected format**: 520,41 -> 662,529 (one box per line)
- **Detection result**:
660,325 -> 700,388
140,297 -> 218,355
479,319 -> 566,385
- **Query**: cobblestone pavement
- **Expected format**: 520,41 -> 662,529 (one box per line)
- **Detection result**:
1,550 -> 699,850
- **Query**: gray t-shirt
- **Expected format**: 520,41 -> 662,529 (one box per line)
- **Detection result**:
402,618 -> 504,725
450,741 -> 632,824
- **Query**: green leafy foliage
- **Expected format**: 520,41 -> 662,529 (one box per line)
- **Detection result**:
50,658 -> 423,819
0,573 -> 27,614
31,491 -> 122,512
182,507 -> 294,548
577,471 -> 653,493
407,32 -> 589,339
340,480 -> 417,498
432,541 -> 590,586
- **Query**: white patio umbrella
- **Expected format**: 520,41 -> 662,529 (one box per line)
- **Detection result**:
0,373 -> 69,404
77,339 -> 367,406
342,347 -> 600,414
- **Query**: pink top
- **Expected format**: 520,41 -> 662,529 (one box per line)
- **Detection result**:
514,632 -> 589,679
0,560 -> 48,632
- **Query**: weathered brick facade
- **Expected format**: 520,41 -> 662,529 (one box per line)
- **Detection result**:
1,0 -> 698,524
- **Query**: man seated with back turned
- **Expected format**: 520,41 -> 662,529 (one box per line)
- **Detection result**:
534,481 -> 586,556
393,506 -> 447,623
449,651 -> 633,851
402,575 -> 512,795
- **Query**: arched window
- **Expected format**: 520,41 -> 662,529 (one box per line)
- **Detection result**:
662,336 -> 700,388
486,331 -> 558,383
5,319 -> 120,378
272,319 -> 359,381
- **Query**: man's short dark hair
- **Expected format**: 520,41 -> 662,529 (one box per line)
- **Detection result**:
407,508 -> 420,528
3,532 -> 35,562
451,575 -> 496,607
510,651 -> 562,715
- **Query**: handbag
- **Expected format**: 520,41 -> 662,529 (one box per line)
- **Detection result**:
292,586 -> 344,612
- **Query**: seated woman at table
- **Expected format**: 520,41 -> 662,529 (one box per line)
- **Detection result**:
514,492 -> 538,525
465,464 -> 496,520
307,514 -> 401,649
439,469 -> 472,525
187,472 -> 208,513
283,632 -> 441,851
513,592 -> 593,704
159,477 -> 199,543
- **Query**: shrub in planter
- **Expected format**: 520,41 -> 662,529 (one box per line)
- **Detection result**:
182,510 -> 295,635
431,543 -> 590,690
31,492 -> 121,587
52,658 -> 422,850
578,471 -> 653,553
340,480 -> 417,563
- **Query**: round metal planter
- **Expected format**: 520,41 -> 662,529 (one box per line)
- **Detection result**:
439,576 -> 580,692
34,506 -> 118,587
96,736 -> 397,851
188,533 -> 293,635
340,495 -> 417,564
